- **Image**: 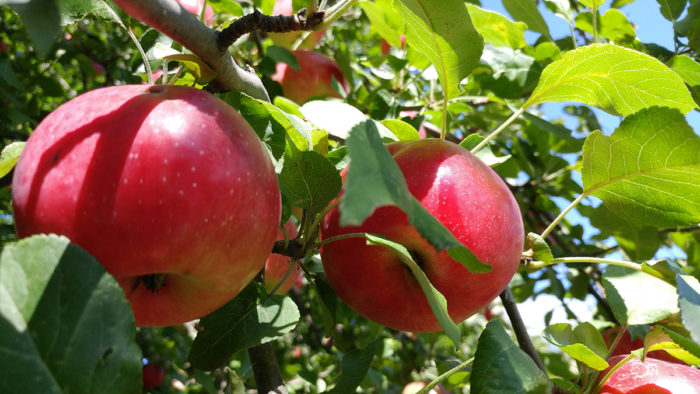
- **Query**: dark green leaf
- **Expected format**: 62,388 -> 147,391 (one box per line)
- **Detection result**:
502,0 -> 552,40
0,234 -> 142,394
189,284 -> 300,371
471,319 -> 552,393
526,232 -> 553,264
279,150 -> 342,214
342,120 -> 491,274
543,323 -> 608,370
267,45 -> 300,71
11,0 -> 60,58
657,0 -> 687,21
326,339 -> 381,394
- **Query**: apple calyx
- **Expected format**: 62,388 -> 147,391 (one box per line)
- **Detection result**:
141,274 -> 167,292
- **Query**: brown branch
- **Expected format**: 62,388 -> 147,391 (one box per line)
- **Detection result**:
248,343 -> 288,394
499,287 -> 546,372
218,8 -> 325,50
111,0 -> 269,100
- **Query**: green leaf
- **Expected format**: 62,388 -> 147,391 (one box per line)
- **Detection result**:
223,92 -> 287,160
575,9 -> 636,41
189,284 -> 300,371
0,141 -> 25,179
162,54 -> 216,84
578,204 -> 662,260
645,326 -> 700,364
526,232 -> 554,264
677,274 -> 700,346
602,265 -> 679,325
543,323 -> 609,370
11,0 -> 60,58
668,55 -> 700,86
657,0 -> 687,21
56,0 -> 124,25
459,134 -> 511,167
581,107 -> 700,228
662,327 -> 700,361
0,234 -> 142,394
279,150 -> 342,215
545,0 -> 574,24
395,0 -> 483,100
578,0 -> 603,10
380,119 -> 421,141
471,319 -> 552,393
300,101 -> 397,141
502,0 -> 552,40
359,0 -> 404,48
326,339 -> 381,394
476,45 -> 542,99
341,120 -> 491,274
266,46 -> 300,71
466,4 -> 527,49
365,234 -> 461,345
525,44 -> 697,116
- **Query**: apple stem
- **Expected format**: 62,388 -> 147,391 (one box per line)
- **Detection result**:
470,106 -> 526,154
539,193 -> 587,240
526,257 -> 667,282
101,2 -> 153,84
310,232 -> 368,249
591,353 -> 634,394
418,357 -> 474,394
440,96 -> 448,140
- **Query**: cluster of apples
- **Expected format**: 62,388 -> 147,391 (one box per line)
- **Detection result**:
11,0 -> 522,334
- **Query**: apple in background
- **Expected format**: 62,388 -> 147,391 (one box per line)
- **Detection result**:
271,50 -> 349,104
142,362 -> 165,390
0,39 -> 8,52
269,0 -> 326,49
381,34 -> 406,56
598,355 -> 700,393
402,381 -> 450,394
264,220 -> 302,295
320,139 -> 524,332
602,326 -> 685,364
176,0 -> 215,25
12,85 -> 281,327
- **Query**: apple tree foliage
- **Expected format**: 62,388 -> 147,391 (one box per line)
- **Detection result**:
2,0 -> 700,392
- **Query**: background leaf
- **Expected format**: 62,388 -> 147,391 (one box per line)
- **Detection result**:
0,234 -> 142,394
677,274 -> 700,346
326,339 -> 380,394
582,106 -> 700,227
502,0 -> 552,40
471,319 -> 552,393
279,150 -> 342,214
602,265 -> 679,325
0,141 -> 25,178
543,323 -> 608,370
188,284 -> 300,371
395,0 -> 483,100
467,4 -> 527,49
525,44 -> 697,115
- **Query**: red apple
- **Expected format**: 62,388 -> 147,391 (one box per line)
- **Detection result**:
268,0 -> 326,49
381,35 -> 406,55
598,355 -> 700,393
12,85 -> 281,327
0,39 -> 8,52
320,139 -> 523,332
176,0 -> 215,25
402,381 -> 450,394
142,362 -> 165,390
271,50 -> 349,104
264,220 -> 302,295
602,327 -> 685,364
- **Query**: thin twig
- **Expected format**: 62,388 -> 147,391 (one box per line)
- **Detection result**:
218,8 -> 325,50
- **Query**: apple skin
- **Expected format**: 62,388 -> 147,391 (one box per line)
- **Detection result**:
264,220 -> 302,295
402,381 -> 450,394
12,85 -> 281,327
320,139 -> 523,332
602,327 -> 685,365
142,363 -> 165,390
269,0 -> 325,49
381,35 -> 406,55
598,355 -> 700,393
176,0 -> 215,25
271,50 -> 349,104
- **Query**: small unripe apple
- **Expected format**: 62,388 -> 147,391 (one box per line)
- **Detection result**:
142,362 -> 165,390
264,220 -> 302,295
320,139 -> 523,332
271,50 -> 349,104
12,85 -> 281,327
598,355 -> 700,393
269,0 -> 326,49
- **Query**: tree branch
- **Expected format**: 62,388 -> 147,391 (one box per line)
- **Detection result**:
218,8 -> 325,50
111,0 -> 269,100
499,287 -> 546,372
248,343 -> 288,394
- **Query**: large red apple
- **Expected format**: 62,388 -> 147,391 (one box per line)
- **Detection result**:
269,0 -> 326,49
598,355 -> 700,393
264,220 -> 302,295
320,139 -> 523,332
271,50 -> 349,104
12,85 -> 281,327
602,327 -> 685,364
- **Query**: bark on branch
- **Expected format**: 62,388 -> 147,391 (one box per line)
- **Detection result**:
111,0 -> 269,100
218,8 -> 325,50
